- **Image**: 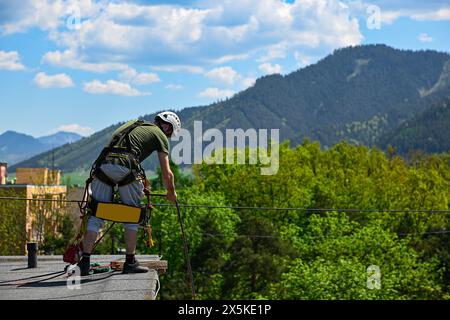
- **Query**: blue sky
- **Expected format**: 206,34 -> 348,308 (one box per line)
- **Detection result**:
0,0 -> 449,137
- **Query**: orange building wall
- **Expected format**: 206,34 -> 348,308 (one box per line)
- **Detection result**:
16,168 -> 61,185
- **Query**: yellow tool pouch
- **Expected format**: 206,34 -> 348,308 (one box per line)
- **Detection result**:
89,200 -> 147,224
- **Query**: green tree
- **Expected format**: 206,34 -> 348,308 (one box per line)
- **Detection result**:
0,189 -> 27,255
270,213 -> 445,299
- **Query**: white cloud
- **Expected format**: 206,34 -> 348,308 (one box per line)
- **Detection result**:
0,51 -> 26,71
349,3 -> 450,25
4,0 -> 450,73
205,66 -> 240,86
294,51 -> 316,67
410,7 -> 450,21
204,66 -> 256,89
42,49 -> 128,73
418,33 -> 433,43
119,68 -> 160,85
379,8 -> 450,25
4,0 -> 363,68
83,80 -> 150,96
257,42 -> 288,63
258,63 -> 282,75
241,77 -> 256,89
45,3 -> 212,60
0,0 -> 63,35
33,72 -> 74,88
285,0 -> 362,48
166,84 -> 183,90
151,65 -> 204,74
199,87 -> 235,100
54,124 -> 94,137
0,0 -> 102,35
209,53 -> 250,64
380,10 -> 403,25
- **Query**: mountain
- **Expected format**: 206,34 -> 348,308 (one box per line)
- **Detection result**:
0,131 -> 82,165
0,131 -> 48,165
38,132 -> 83,147
11,44 -> 450,172
377,95 -> 450,154
10,126 -> 119,172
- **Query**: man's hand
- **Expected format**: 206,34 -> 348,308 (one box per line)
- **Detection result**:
167,191 -> 177,202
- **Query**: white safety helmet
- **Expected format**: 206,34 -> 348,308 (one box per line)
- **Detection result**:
155,111 -> 181,138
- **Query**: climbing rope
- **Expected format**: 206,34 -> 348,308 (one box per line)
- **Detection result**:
175,200 -> 196,300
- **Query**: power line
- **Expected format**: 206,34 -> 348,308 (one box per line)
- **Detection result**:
153,203 -> 450,213
0,196 -> 449,213
202,232 -> 279,239
397,230 -> 450,236
0,197 -> 447,244
197,230 -> 450,239
0,196 -> 82,203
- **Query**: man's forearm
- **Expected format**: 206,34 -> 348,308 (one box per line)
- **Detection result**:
163,172 -> 176,194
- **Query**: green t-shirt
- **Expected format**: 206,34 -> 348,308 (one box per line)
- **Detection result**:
109,120 -> 170,163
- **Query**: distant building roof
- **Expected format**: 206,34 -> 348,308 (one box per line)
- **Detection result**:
0,255 -> 165,300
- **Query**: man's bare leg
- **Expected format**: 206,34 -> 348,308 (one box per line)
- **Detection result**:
123,228 -> 148,273
78,230 -> 98,276
124,229 -> 137,254
82,231 -> 98,254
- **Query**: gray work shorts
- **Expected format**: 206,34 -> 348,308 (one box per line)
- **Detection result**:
87,163 -> 144,233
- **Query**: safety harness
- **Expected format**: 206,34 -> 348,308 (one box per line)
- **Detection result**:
91,119 -> 148,193
64,120 -> 156,265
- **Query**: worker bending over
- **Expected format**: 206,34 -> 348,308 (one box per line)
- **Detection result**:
78,111 -> 181,275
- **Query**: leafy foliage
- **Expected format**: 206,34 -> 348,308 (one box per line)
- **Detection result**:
192,141 -> 449,299
270,214 -> 443,299
41,214 -> 76,255
0,188 -> 27,255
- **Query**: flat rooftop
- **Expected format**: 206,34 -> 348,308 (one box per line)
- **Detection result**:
0,255 -> 166,300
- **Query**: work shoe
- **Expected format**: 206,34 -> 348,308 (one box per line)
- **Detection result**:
122,260 -> 149,274
77,257 -> 91,276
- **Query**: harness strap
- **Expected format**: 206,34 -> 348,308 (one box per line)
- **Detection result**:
92,120 -> 144,172
110,120 -> 145,150
118,172 -> 139,187
93,167 -> 141,189
91,119 -> 154,188
94,168 -> 116,187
